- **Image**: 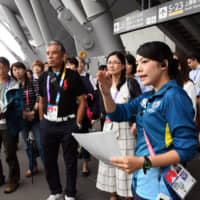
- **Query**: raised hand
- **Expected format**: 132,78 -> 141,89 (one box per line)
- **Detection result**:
97,71 -> 112,96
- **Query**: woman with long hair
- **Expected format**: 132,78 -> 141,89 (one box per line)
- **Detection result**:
174,52 -> 197,118
11,62 -> 44,177
96,51 -> 138,200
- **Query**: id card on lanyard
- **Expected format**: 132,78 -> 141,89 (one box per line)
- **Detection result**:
143,128 -> 196,200
46,68 -> 66,120
162,164 -> 196,199
104,89 -> 118,131
3,79 -> 10,107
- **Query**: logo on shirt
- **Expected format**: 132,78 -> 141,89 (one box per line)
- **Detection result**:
152,101 -> 161,109
141,98 -> 148,107
146,101 -> 161,113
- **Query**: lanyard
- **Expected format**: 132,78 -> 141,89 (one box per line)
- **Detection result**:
3,78 -> 10,107
47,67 -> 66,104
140,98 -> 155,156
26,89 -> 29,106
143,128 -> 155,156
113,90 -> 119,102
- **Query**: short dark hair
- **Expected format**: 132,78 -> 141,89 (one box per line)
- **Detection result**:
66,57 -> 78,68
106,51 -> 126,65
0,57 -> 10,67
137,41 -> 179,81
11,62 -> 26,70
125,54 -> 136,74
26,69 -> 33,75
11,62 -> 26,79
174,52 -> 189,87
186,52 -> 200,63
76,57 -> 85,65
11,62 -> 31,88
47,40 -> 66,54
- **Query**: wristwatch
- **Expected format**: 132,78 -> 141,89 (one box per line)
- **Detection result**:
143,156 -> 152,174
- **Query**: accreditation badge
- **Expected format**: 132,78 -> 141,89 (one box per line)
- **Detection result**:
162,164 -> 196,199
103,116 -> 112,131
47,104 -> 58,120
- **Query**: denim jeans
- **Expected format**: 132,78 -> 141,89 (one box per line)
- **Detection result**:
20,119 -> 44,172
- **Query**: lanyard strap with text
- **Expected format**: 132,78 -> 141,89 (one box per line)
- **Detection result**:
26,89 -> 29,106
47,67 -> 66,104
3,78 -> 10,108
143,128 -> 155,156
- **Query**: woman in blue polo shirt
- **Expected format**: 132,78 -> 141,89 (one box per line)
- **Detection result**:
97,41 -> 198,200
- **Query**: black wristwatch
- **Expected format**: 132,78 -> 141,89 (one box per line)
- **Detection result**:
143,156 -> 152,174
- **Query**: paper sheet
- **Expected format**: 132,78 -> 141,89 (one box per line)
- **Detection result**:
72,131 -> 121,165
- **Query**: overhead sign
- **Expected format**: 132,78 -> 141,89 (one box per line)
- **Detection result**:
114,0 -> 200,34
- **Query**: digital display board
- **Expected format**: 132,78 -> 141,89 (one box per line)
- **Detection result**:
114,0 -> 200,34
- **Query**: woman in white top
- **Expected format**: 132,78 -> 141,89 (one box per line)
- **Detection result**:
96,51 -> 138,200
174,53 -> 197,118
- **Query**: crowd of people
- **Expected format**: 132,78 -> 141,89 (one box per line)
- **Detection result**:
0,40 -> 199,200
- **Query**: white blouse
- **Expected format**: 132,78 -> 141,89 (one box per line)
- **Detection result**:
183,80 -> 197,119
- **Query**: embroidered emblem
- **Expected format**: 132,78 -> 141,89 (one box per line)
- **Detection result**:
152,101 -> 161,109
141,98 -> 148,107
147,108 -> 154,113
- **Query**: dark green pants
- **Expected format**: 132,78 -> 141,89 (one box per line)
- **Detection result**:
0,129 -> 20,184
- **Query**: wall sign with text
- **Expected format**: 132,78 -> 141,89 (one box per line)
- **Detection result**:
114,0 -> 200,34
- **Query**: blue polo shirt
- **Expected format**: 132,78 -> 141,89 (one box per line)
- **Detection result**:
108,80 -> 198,199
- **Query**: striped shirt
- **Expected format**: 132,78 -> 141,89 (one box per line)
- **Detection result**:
22,80 -> 39,111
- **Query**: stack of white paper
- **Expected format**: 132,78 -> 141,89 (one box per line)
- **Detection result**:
72,131 -> 121,165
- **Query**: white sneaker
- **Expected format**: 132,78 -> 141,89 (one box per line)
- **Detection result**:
64,195 -> 75,200
46,194 -> 63,200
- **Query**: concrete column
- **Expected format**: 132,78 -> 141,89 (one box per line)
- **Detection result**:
61,0 -> 87,24
80,0 -> 123,55
0,38 -> 23,62
80,0 -> 105,19
0,4 -> 37,65
30,0 -> 52,44
14,0 -> 44,47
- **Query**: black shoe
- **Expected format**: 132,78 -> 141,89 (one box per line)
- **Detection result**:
0,176 -> 5,186
81,170 -> 90,177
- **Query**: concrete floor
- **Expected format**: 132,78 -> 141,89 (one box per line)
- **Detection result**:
0,139 -> 199,200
